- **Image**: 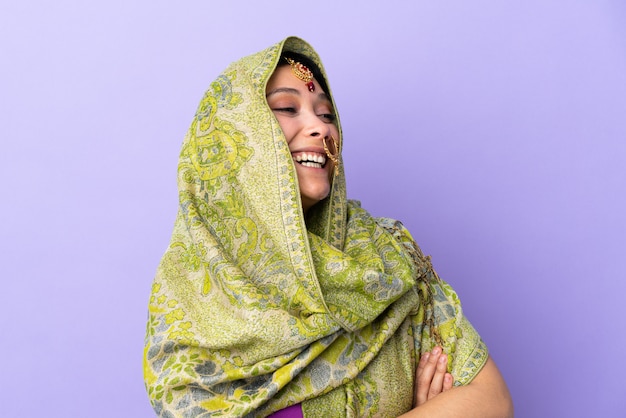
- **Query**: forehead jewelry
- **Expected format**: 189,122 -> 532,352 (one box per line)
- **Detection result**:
323,135 -> 341,176
285,57 -> 315,92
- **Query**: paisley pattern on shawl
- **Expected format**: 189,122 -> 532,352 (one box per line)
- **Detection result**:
143,36 -> 488,418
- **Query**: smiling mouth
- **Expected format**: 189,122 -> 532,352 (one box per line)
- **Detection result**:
293,152 -> 327,168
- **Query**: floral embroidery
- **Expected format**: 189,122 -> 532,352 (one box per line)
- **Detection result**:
144,37 -> 488,417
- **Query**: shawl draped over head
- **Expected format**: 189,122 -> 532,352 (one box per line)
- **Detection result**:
144,36 -> 488,418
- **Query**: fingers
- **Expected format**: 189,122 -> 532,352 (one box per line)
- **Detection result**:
428,347 -> 447,398
414,351 -> 430,406
415,346 -> 454,406
443,372 -> 454,392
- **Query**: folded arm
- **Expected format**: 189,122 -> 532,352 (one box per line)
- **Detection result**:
400,349 -> 514,418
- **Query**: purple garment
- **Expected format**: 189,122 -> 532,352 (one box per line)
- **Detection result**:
267,404 -> 303,418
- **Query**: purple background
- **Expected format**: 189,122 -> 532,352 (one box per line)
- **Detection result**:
2,1 -> 625,417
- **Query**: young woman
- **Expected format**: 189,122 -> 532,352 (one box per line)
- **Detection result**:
144,36 -> 513,417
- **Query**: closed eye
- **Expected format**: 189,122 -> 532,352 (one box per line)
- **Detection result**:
273,107 -> 297,114
319,113 -> 336,122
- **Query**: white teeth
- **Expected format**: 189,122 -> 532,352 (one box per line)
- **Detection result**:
293,153 -> 326,166
301,161 -> 323,168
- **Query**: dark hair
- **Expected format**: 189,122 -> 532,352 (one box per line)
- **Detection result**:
278,51 -> 331,98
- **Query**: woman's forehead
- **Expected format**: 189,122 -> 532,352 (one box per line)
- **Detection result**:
266,65 -> 329,98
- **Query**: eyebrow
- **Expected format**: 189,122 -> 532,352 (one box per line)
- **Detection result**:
266,87 -> 331,102
266,87 -> 300,97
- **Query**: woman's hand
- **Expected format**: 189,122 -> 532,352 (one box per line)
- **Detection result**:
401,355 -> 513,418
414,346 -> 454,406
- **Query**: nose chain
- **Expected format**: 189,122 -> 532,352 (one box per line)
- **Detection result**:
323,135 -> 340,176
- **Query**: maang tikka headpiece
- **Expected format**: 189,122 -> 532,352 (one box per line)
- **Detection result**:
285,57 -> 315,92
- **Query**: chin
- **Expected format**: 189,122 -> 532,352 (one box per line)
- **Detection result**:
304,189 -> 330,203
301,188 -> 331,213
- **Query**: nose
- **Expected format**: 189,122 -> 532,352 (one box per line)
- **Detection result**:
303,111 -> 331,139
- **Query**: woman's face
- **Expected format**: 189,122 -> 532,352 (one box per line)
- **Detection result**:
266,64 -> 340,214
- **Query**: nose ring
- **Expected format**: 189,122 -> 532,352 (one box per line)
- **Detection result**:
323,135 -> 341,176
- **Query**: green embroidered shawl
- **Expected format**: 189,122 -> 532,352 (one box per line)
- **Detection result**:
143,36 -> 487,417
